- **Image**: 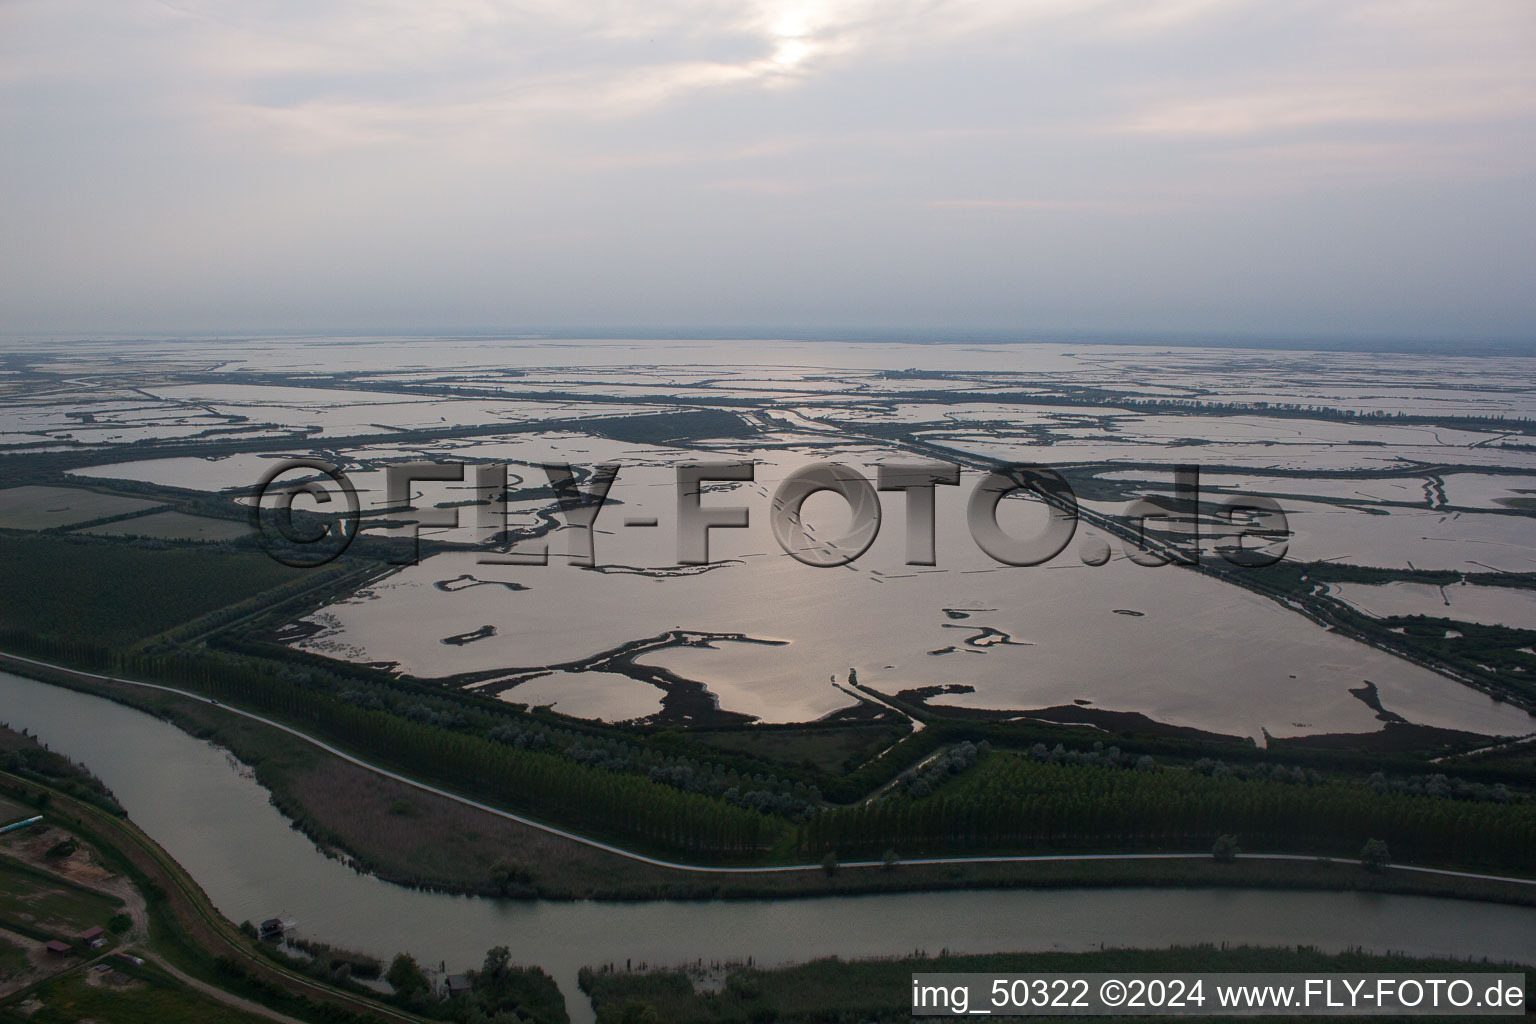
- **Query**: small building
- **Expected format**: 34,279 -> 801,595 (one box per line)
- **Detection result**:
44,940 -> 71,956
79,926 -> 105,943
445,974 -> 473,997
259,919 -> 284,939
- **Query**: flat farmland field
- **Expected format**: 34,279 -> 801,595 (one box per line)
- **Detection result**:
0,534 -> 304,647
79,509 -> 251,542
21,966 -> 281,1024
0,860 -> 121,937
0,486 -> 164,530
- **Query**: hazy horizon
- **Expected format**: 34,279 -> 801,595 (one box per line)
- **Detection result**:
2,327 -> 1533,356
3,1 -> 1534,339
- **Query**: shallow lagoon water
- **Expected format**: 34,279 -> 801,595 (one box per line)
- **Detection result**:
1328,582 -> 1536,632
1275,501 -> 1536,573
292,454 -> 1533,740
1439,473 -> 1536,510
502,670 -> 665,721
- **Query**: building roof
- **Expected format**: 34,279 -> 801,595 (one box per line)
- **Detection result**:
79,926 -> 105,940
445,974 -> 473,993
45,940 -> 71,953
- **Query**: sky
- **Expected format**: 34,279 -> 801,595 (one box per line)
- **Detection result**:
1,0 -> 1534,340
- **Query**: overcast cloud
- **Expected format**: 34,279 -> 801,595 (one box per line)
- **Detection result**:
1,0 -> 1533,339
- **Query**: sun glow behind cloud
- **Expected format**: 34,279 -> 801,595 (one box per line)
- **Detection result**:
1,0 -> 1532,336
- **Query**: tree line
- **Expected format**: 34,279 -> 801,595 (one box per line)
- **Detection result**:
802,751 -> 1536,870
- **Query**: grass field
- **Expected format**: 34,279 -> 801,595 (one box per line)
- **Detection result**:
0,534 -> 302,648
0,859 -> 122,938
0,934 -> 26,983
0,799 -> 31,829
0,486 -> 164,531
78,510 -> 251,543
14,965 -> 278,1024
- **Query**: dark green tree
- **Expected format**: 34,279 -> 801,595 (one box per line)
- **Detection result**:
597,998 -> 662,1024
386,953 -> 430,996
481,945 -> 513,985
490,860 -> 530,895
1359,838 -> 1391,873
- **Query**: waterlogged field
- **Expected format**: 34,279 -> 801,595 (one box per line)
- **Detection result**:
4,336 -> 1535,744
1219,501 -> 1536,573
292,541 -> 1527,739
1328,581 -> 1536,632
